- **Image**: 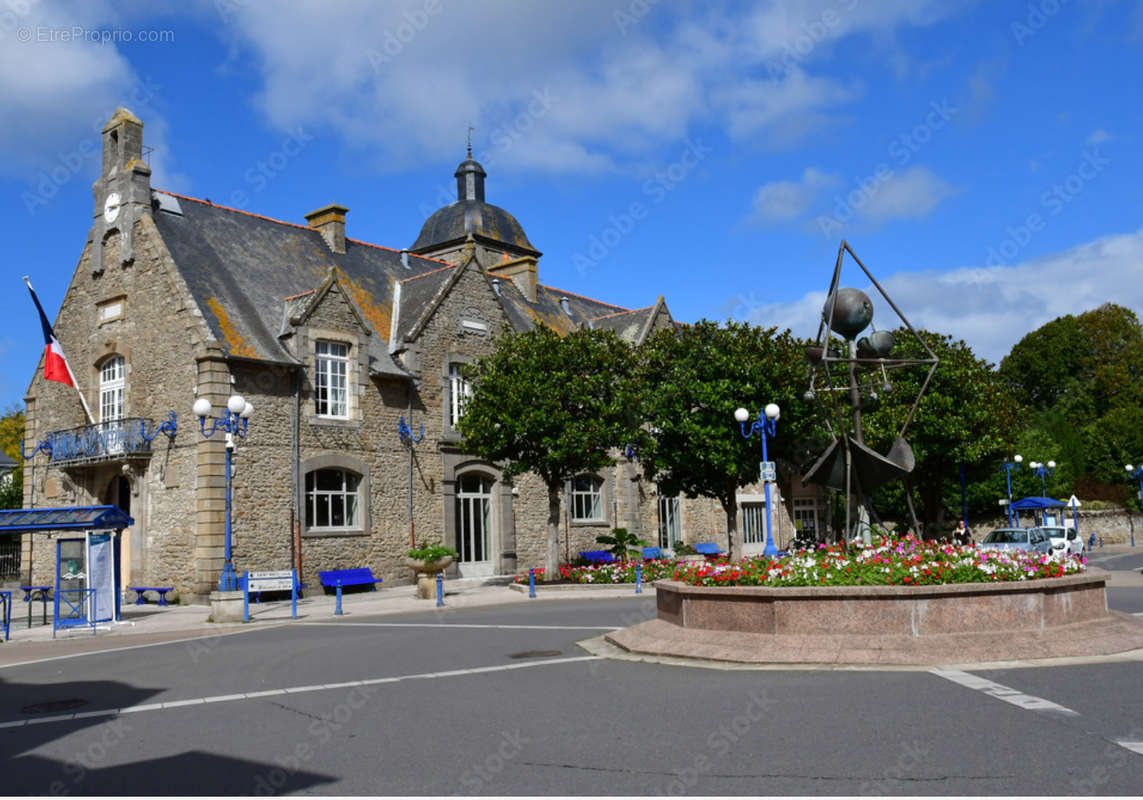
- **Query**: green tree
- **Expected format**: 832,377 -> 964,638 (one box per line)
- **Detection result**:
0,406 -> 24,509
865,330 -> 1020,527
635,320 -> 812,560
457,325 -> 641,579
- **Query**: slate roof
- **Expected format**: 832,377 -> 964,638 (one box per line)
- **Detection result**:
149,190 -> 654,377
412,200 -> 539,257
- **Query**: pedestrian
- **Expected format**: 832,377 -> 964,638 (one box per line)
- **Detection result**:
953,519 -> 969,545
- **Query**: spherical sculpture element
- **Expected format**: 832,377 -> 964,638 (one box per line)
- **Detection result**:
227,395 -> 246,415
193,398 -> 212,418
823,288 -> 874,341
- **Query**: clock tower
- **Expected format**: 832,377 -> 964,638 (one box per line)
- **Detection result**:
91,107 -> 152,275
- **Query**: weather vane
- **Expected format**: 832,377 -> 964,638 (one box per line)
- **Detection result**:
466,124 -> 474,157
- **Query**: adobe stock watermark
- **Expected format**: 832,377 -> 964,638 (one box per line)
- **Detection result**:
1069,725 -> 1143,795
858,739 -> 929,795
815,98 -> 957,238
415,87 -> 557,221
365,0 -> 443,71
984,146 -> 1109,267
764,0 -> 859,80
22,76 -> 162,216
226,127 -> 315,211
573,136 -> 712,274
659,689 -> 775,795
1011,0 -> 1070,46
48,718 -> 132,796
614,0 -> 660,36
458,729 -> 530,793
251,684 -> 380,795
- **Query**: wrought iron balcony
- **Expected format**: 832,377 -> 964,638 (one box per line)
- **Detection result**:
24,414 -> 177,465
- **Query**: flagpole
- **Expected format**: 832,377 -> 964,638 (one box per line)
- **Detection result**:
23,276 -> 95,425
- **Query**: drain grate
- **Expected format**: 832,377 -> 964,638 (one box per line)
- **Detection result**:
507,650 -> 562,659
21,698 -> 88,715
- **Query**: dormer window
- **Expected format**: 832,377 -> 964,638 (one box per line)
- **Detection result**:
315,340 -> 349,418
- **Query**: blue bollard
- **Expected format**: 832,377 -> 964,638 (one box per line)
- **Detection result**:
291,569 -> 298,620
1089,533 -> 1096,550
242,570 -> 250,623
1099,537 -> 1104,549
436,572 -> 444,607
335,580 -> 343,615
528,568 -> 536,599
636,563 -> 642,594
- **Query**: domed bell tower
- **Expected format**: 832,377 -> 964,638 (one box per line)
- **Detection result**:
91,107 -> 152,275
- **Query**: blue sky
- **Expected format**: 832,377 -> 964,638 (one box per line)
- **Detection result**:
3,0 -> 1142,411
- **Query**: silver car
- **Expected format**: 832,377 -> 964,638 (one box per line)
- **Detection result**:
1035,525 -> 1085,557
979,527 -> 1053,555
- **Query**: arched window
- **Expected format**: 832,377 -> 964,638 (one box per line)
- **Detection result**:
99,356 -> 125,422
571,475 -> 604,521
305,468 -> 361,531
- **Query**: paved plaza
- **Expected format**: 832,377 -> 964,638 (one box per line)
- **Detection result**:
0,547 -> 1141,795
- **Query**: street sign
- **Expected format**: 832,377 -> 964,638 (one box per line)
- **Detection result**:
759,461 -> 776,483
248,570 -> 295,592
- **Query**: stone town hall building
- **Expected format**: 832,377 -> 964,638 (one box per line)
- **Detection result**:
20,109 -> 821,600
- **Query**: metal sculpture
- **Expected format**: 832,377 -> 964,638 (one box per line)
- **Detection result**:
801,241 -> 939,543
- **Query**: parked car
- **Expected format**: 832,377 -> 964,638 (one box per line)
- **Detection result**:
1035,525 -> 1085,557
979,527 -> 1053,556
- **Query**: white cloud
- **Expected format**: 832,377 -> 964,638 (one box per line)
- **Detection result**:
855,165 -> 956,223
1086,129 -> 1112,145
0,1 -> 182,188
206,0 -> 965,172
749,167 -> 838,224
736,228 -> 1143,366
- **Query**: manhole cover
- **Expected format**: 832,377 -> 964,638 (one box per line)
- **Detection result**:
21,698 -> 88,715
508,650 -> 562,659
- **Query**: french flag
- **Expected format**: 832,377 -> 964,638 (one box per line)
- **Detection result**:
26,279 -> 74,387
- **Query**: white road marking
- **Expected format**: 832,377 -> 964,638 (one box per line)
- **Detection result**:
931,669 -> 1080,716
297,621 -> 619,630
0,655 -> 601,729
1116,741 -> 1143,756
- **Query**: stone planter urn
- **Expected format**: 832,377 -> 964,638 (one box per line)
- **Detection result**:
406,556 -> 454,599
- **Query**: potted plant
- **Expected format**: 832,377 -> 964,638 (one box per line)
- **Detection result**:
673,541 -> 705,564
595,527 -> 649,562
407,540 -> 458,599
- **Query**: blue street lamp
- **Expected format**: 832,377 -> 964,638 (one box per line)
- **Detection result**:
1125,464 -> 1142,547
1001,454 -> 1023,527
194,394 -> 253,591
734,403 -> 780,557
1028,460 -> 1055,497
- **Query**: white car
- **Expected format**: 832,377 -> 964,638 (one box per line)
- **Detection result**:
1036,526 -> 1085,558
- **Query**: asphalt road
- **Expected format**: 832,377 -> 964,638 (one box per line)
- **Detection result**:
2,594 -> 1142,796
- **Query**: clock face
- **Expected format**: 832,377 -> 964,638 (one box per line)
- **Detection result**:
103,192 -> 121,224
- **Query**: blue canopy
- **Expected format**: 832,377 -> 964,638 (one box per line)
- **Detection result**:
0,505 -> 134,534
1010,496 -> 1068,510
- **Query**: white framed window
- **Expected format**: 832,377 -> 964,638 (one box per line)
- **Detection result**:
571,475 -> 604,521
658,492 -> 681,549
449,363 -> 472,427
742,502 -> 767,545
315,340 -> 349,418
305,468 -> 361,531
99,356 -> 125,422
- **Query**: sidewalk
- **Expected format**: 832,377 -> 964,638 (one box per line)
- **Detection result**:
1,575 -> 627,665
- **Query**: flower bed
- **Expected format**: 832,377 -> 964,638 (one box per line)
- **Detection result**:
676,536 -> 1084,588
516,536 -> 1085,588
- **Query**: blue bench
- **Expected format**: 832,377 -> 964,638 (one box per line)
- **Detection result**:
128,586 -> 174,606
318,568 -> 383,592
642,547 -> 662,560
693,542 -> 725,557
579,550 -> 616,564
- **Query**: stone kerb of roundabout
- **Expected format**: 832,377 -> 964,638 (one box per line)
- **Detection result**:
604,569 -> 1143,666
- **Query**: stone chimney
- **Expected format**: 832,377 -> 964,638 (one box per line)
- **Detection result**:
305,204 -> 349,254
487,255 -> 538,302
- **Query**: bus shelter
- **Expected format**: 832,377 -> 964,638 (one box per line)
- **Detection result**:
1010,496 -> 1069,528
0,505 -> 134,638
